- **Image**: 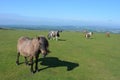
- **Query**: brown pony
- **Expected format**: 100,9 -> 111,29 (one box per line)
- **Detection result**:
106,32 -> 110,37
16,36 -> 49,73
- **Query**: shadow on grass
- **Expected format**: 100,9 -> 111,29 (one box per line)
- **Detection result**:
38,57 -> 79,71
58,39 -> 66,41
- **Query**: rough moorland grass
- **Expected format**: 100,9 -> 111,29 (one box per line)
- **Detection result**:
0,29 -> 120,80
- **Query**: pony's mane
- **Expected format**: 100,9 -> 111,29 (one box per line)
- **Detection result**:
40,36 -> 49,47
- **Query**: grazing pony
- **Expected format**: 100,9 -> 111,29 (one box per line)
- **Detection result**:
16,36 -> 49,73
47,30 -> 62,41
106,32 -> 110,37
85,32 -> 93,38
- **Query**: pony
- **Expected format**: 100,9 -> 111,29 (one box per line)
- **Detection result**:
47,30 -> 62,41
85,32 -> 93,38
16,36 -> 49,73
106,32 -> 110,37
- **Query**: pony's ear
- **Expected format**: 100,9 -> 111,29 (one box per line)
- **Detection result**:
37,37 -> 40,40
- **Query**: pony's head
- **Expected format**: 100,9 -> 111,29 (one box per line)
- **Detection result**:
56,31 -> 60,37
89,32 -> 93,35
38,36 -> 50,58
91,32 -> 93,35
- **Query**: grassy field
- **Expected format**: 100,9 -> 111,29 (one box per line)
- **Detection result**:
0,29 -> 120,80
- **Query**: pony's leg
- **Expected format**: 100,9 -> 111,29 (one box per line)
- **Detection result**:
35,53 -> 39,72
52,37 -> 54,40
30,57 -> 34,73
85,35 -> 86,38
16,52 -> 20,65
56,36 -> 58,41
24,57 -> 28,65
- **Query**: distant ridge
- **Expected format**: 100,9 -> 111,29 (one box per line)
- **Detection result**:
0,27 -> 9,30
0,25 -> 120,33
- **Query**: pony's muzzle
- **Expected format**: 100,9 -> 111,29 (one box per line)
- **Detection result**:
41,49 -> 47,58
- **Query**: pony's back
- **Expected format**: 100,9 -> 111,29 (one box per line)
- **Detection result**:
18,37 -> 31,45
17,37 -> 38,57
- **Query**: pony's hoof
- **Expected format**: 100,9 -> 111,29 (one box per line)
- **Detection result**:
25,63 -> 29,66
32,71 -> 35,74
16,61 -> 19,65
31,71 -> 36,74
16,63 -> 19,65
28,63 -> 31,66
35,69 -> 39,72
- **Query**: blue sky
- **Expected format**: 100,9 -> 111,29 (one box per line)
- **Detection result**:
0,0 -> 120,27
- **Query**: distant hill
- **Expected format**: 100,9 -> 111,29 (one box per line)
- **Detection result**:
0,27 -> 9,30
0,25 -> 120,33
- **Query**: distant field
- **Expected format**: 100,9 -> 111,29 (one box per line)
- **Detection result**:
0,29 -> 120,80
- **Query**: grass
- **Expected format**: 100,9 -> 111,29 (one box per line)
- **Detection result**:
0,29 -> 120,80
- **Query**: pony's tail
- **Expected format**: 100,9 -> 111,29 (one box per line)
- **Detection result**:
47,34 -> 50,40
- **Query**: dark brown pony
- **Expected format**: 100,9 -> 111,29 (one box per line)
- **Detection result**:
16,36 -> 49,73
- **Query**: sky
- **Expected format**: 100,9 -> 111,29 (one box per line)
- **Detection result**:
0,0 -> 120,27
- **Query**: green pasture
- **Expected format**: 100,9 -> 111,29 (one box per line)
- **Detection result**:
0,29 -> 120,80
